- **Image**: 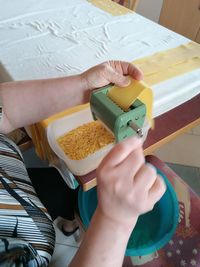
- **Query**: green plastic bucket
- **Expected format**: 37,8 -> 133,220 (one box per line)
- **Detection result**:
78,168 -> 179,256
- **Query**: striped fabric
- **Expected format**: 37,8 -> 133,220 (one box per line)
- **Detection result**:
0,134 -> 55,266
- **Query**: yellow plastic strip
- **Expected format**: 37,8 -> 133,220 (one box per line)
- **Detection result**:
108,78 -> 153,127
88,0 -> 132,15
108,42 -> 200,128
133,42 -> 200,85
32,40 -> 200,159
40,103 -> 89,129
32,41 -> 200,159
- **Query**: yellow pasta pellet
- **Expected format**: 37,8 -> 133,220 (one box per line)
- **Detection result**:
57,121 -> 115,160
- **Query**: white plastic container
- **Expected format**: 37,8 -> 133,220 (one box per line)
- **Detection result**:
47,107 -> 115,176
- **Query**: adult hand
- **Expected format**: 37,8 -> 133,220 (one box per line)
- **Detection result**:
81,60 -> 143,91
96,137 -> 166,230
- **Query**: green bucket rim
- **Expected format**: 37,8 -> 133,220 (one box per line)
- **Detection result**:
78,168 -> 179,256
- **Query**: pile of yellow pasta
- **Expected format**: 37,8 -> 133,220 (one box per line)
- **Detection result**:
57,121 -> 115,160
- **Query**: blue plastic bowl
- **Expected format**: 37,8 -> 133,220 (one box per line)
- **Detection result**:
78,168 -> 179,256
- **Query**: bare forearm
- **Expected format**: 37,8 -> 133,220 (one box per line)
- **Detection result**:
0,61 -> 143,134
0,74 -> 87,133
70,209 -> 136,267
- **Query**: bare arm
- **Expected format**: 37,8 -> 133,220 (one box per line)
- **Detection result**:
0,75 -> 85,133
0,61 -> 143,134
70,209 -> 136,267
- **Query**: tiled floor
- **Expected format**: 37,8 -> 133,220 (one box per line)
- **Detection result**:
167,163 -> 200,196
155,125 -> 200,167
49,218 -> 80,267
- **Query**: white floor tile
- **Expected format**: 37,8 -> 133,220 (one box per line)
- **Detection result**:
192,125 -> 200,136
53,217 -> 80,247
49,244 -> 77,267
155,133 -> 200,167
186,128 -> 194,135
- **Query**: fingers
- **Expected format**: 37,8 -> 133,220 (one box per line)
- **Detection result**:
109,61 -> 143,81
107,61 -> 144,86
127,63 -> 143,81
133,163 -> 157,189
134,163 -> 166,202
99,136 -> 143,168
106,66 -> 131,87
117,146 -> 145,179
82,61 -> 144,92
149,174 -> 166,203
